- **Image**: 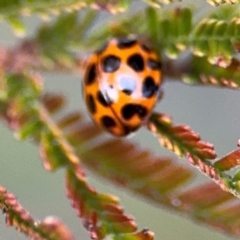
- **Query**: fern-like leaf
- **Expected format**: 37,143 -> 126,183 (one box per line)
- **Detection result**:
43,93 -> 240,238
147,112 -> 240,199
183,56 -> 240,88
142,0 -> 181,7
3,71 -> 240,237
36,11 -> 98,67
214,149 -> 240,171
0,186 -> 73,240
0,73 -> 154,239
207,0 -> 239,6
148,113 -> 216,161
0,0 -> 130,17
66,169 -> 138,239
3,3 -> 240,239
33,6 -> 240,90
2,6 -> 234,93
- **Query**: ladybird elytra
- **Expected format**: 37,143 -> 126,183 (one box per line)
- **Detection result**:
83,36 -> 162,137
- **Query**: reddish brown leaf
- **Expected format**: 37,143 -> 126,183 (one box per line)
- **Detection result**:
177,182 -> 235,210
57,112 -> 83,129
66,169 -> 139,239
39,217 -> 74,240
134,229 -> 154,240
41,93 -> 66,114
66,122 -> 103,144
0,186 -> 74,240
148,113 -> 217,161
214,149 -> 240,171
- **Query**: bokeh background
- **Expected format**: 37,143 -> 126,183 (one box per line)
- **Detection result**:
1,1 -> 240,239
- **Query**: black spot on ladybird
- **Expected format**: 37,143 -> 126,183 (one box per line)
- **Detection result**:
127,54 -> 144,72
117,37 -> 137,49
147,59 -> 162,70
97,91 -> 111,106
85,64 -> 96,85
141,44 -> 151,53
142,76 -> 158,98
121,104 -> 148,120
86,94 -> 96,114
122,89 -> 133,95
121,105 -> 134,120
135,105 -> 148,118
101,55 -> 121,73
101,116 -> 116,129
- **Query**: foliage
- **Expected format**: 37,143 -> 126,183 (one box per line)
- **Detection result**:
0,186 -> 73,240
1,0 -> 240,240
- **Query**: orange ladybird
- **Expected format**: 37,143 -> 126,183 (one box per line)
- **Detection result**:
83,36 -> 162,136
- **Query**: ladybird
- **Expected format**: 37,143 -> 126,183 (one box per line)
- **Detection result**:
83,36 -> 162,136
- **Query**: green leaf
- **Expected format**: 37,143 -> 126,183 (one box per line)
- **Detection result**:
36,10 -> 98,65
0,0 -> 131,19
207,0 -> 240,6
183,57 -> 240,88
157,8 -> 192,57
192,18 -> 235,66
7,16 -> 25,37
145,7 -> 160,46
37,12 -> 78,64
142,0 -> 182,7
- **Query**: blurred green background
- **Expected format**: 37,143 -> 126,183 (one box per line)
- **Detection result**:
1,1 -> 240,239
